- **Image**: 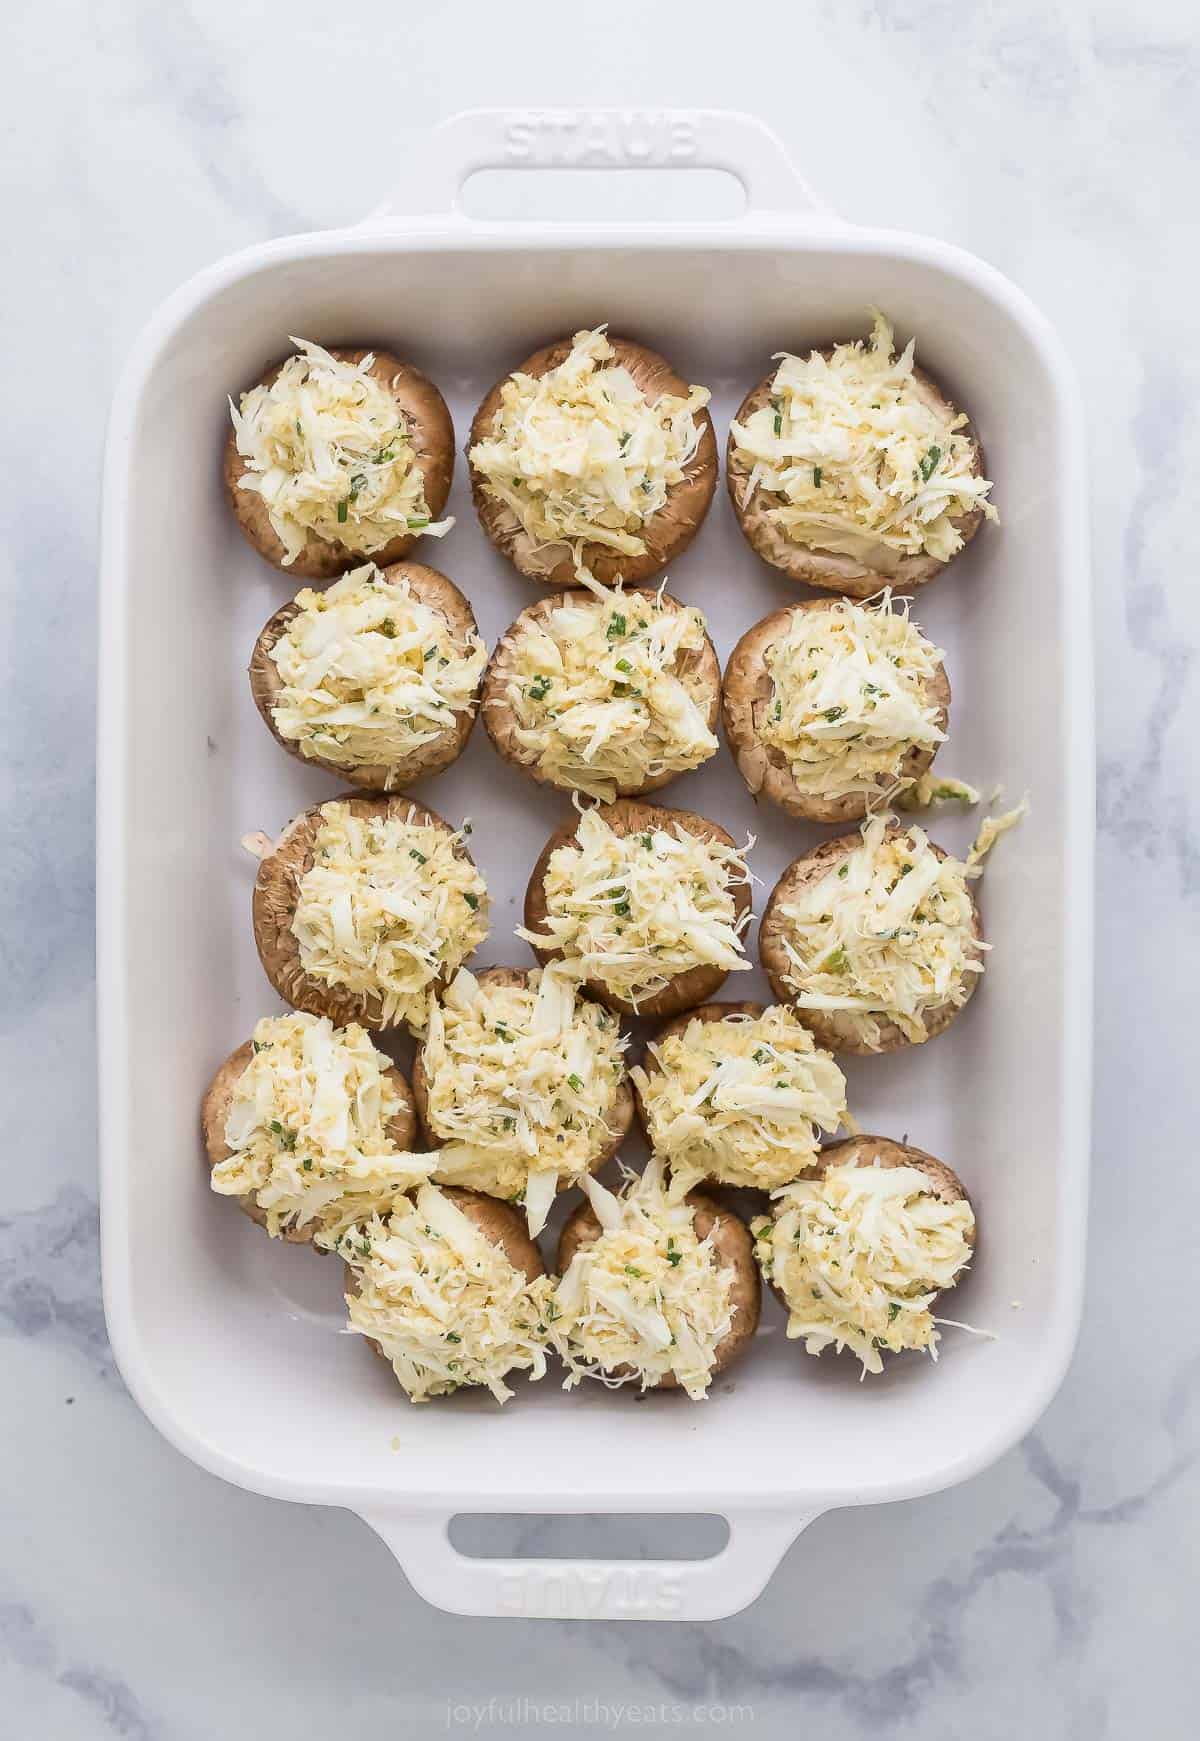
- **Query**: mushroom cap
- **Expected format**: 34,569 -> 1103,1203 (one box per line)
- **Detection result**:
523,798 -> 753,1020
758,827 -> 983,1055
225,346 -> 454,580
726,350 -> 986,597
200,1036 -> 416,1243
556,1186 -> 760,1389
722,597 -> 951,824
248,560 -> 481,791
250,793 -> 482,1031
411,966 -> 635,1188
468,335 -> 717,587
482,586 -> 721,798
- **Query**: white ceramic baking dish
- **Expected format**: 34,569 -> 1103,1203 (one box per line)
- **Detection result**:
98,109 -> 1093,1622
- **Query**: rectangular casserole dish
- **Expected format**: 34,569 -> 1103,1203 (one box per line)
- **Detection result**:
98,108 -> 1093,1622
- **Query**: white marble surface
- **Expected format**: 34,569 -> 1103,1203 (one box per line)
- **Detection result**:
3,0 -> 1197,1733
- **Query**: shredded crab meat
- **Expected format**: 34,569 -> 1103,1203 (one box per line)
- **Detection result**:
774,813 -> 986,1047
966,800 -> 1027,868
760,592 -> 947,800
230,339 -> 453,562
267,563 -> 486,784
632,1006 -> 848,1197
546,1158 -> 735,1400
469,327 -> 710,567
341,1186 -> 554,1403
898,772 -> 981,810
210,1012 -> 428,1239
754,1159 -> 975,1375
517,805 -> 753,1009
490,580 -> 718,801
420,965 -> 627,1235
289,803 -> 488,1034
730,312 -> 997,569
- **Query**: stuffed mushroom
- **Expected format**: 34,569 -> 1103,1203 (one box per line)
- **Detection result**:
482,582 -> 721,801
727,313 -> 996,597
547,1157 -> 760,1399
342,1184 -> 552,1404
753,1137 -> 976,1376
722,592 -> 950,824
520,800 -> 753,1019
249,795 -> 489,1035
468,327 -> 717,587
632,1002 -> 849,1199
201,1011 -> 424,1245
758,814 -> 985,1055
249,560 -> 486,790
411,964 -> 633,1236
226,339 -> 454,578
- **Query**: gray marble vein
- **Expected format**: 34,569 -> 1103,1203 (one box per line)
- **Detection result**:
3,0 -> 1198,1735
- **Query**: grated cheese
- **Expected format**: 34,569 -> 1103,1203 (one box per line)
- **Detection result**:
231,339 -> 453,563
759,592 -> 947,800
267,563 -> 486,784
754,1157 -> 975,1375
342,1185 -> 553,1403
469,328 -> 710,570
420,965 -> 627,1235
517,805 -> 753,1009
730,312 -> 997,570
210,1012 -> 428,1239
290,802 -> 488,1033
490,581 -> 718,800
774,814 -> 985,1048
632,1005 -> 848,1197
547,1158 -> 735,1400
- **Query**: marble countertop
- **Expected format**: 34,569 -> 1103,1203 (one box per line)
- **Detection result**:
5,1 -> 1197,1734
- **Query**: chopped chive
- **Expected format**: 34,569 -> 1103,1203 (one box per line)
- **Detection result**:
919,446 -> 942,482
337,499 -> 348,523
409,848 -> 427,864
606,614 -> 627,640
567,1073 -> 583,1092
463,891 -> 479,911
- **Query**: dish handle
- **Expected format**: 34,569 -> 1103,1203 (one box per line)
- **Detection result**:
358,1506 -> 822,1621
364,108 -> 831,225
